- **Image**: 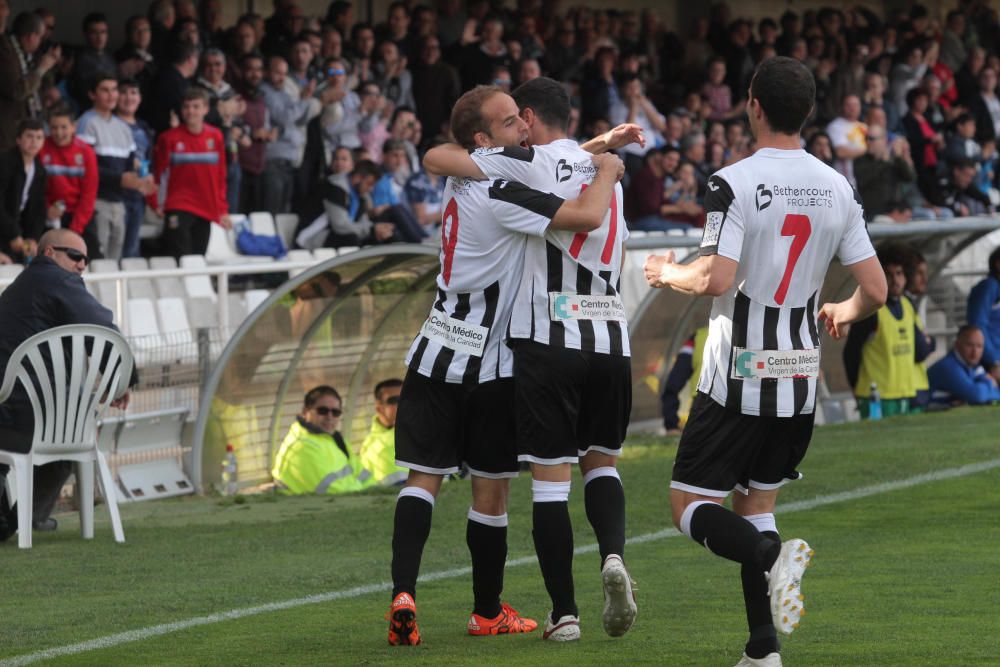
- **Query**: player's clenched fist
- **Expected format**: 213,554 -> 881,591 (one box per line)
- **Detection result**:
644,251 -> 676,288
591,152 -> 625,181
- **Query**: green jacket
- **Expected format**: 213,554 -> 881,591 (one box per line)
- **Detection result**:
359,416 -> 408,485
272,418 -> 374,495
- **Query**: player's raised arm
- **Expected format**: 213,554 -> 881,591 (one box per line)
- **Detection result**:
817,255 -> 888,339
549,153 -> 624,232
422,143 -> 487,179
580,123 -> 646,155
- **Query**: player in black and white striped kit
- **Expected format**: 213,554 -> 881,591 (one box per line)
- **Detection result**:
387,85 -> 624,646
644,57 -> 888,667
425,77 -> 643,642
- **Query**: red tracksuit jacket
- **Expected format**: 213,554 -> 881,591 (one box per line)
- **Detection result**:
39,137 -> 98,234
151,124 -> 228,222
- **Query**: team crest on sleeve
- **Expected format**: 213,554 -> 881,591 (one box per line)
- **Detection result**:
702,212 -> 724,247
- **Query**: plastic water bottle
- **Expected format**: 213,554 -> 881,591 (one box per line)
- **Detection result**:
222,444 -> 238,495
868,382 -> 882,421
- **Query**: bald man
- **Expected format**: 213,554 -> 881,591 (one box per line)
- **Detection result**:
0,229 -> 136,542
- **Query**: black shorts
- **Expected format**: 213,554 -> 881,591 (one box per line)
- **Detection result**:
395,369 -> 519,478
671,392 -> 814,497
513,340 -> 632,464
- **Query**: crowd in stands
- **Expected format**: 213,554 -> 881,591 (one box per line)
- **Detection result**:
3,2 -> 1000,264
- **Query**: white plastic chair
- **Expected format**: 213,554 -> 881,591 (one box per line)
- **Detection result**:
249,211 -> 277,236
314,247 -> 338,261
0,324 -> 134,548
275,213 -> 299,249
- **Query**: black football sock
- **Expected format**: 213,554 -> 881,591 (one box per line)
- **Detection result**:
467,509 -> 508,619
684,502 -> 780,570
743,529 -> 781,658
532,500 -> 577,620
390,489 -> 435,600
583,468 -> 626,565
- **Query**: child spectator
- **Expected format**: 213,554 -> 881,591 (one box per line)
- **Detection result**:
0,120 -> 47,262
39,106 -> 98,252
114,79 -> 154,258
150,87 -> 230,258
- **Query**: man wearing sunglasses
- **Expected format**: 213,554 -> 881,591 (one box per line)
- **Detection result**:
271,385 -> 374,495
359,378 -> 407,486
0,228 -> 137,542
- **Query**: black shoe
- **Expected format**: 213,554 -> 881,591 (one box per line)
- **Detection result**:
32,517 -> 57,532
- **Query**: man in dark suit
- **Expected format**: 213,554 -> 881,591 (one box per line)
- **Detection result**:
0,228 -> 136,541
0,118 -> 47,262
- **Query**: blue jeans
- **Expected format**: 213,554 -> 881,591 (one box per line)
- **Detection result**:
630,215 -> 693,232
122,195 -> 144,258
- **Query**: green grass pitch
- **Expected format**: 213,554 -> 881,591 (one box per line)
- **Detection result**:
2,406 -> 998,666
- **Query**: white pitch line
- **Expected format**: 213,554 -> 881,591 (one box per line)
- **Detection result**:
4,457 -> 999,667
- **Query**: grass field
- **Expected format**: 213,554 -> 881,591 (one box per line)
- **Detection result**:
2,407 -> 999,666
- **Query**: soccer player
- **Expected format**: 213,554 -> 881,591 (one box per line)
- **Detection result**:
423,77 -> 640,641
643,57 -> 888,666
387,84 -> 624,646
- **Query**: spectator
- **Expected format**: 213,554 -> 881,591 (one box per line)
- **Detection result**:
143,40 -> 199,134
403,160 -> 445,230
826,94 -> 867,186
966,247 -> 1000,382
928,325 -> 1000,406
459,15 -> 511,90
387,106 -> 422,175
259,55 -> 312,214
359,378 -> 408,486
40,106 -> 99,251
316,57 -> 362,153
377,1 -> 415,60
829,43 -> 869,118
0,228 -> 137,541
931,158 -> 992,217
843,244 -> 928,419
0,12 -> 60,150
0,119 -> 46,261
225,19 -> 258,85
968,66 -> 1000,142
319,23 -> 344,62
955,47 -> 986,108
285,35 -> 319,100
660,327 -> 709,435
854,126 -> 916,221
348,23 -> 377,85
902,87 -> 945,190
904,247 -> 935,412
236,54 -> 274,214
544,19 -> 582,83
610,73 -> 666,178
679,130 -> 710,192
661,162 -> 704,227
375,40 -> 415,111
147,0 -> 176,61
939,10 -> 969,75
517,58 -> 541,86
946,113 -> 983,165
114,80 -> 153,259
889,42 -> 926,115
150,87 -> 229,258
115,15 -> 156,86
70,13 -> 117,109
77,73 -> 156,260
357,81 -> 391,162
806,130 -> 835,168
580,46 -> 618,131
195,48 -> 235,114
271,385 -> 374,495
311,159 -> 391,248
861,72 -> 899,133
701,57 -> 744,122
411,36 -> 461,149
371,138 -> 426,242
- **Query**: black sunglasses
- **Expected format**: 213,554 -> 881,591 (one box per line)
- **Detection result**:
52,246 -> 89,265
314,406 -> 343,417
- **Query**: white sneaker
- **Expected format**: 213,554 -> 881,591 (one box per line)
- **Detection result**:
601,554 -> 637,637
767,539 -> 814,635
734,652 -> 782,667
542,613 -> 580,642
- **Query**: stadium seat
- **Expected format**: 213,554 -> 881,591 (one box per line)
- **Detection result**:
121,257 -> 149,271
275,213 -> 299,249
149,256 -> 178,270
631,230 -> 648,238
179,255 -> 217,302
186,296 -> 219,330
226,293 -> 248,326
205,221 -> 242,265
249,211 -> 277,236
156,297 -> 195,345
90,259 -> 119,273
332,246 -> 358,257
0,324 -> 132,548
244,289 -> 270,313
286,249 -> 313,277
313,247 -> 337,261
149,257 -> 185,298
0,264 -> 23,279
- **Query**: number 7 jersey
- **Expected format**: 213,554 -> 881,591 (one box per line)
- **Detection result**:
697,147 -> 875,417
470,140 -> 630,357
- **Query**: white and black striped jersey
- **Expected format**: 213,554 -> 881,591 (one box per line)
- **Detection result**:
470,140 -> 630,357
405,176 -> 560,384
697,147 -> 876,417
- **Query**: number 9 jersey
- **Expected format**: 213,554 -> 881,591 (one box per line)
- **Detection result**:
697,147 -> 876,418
